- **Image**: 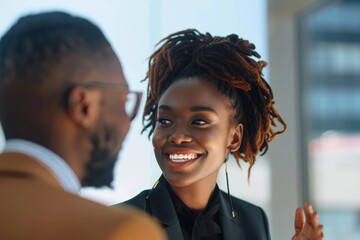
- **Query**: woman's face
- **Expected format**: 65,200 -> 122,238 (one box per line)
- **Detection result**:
152,77 -> 242,188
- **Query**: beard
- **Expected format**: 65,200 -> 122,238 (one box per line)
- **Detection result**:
82,124 -> 122,188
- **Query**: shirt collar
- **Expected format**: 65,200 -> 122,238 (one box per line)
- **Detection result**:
165,180 -> 222,239
3,139 -> 81,194
166,179 -> 221,218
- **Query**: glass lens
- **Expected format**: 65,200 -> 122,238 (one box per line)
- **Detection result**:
125,92 -> 137,120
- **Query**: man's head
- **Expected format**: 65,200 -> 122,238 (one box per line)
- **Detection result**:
0,11 -> 136,187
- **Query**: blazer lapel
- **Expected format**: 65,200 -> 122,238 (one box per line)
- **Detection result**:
146,176 -> 184,240
218,190 -> 246,240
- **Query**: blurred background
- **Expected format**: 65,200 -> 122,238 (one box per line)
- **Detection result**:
0,0 -> 359,239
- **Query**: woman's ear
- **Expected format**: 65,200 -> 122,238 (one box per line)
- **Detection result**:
229,123 -> 243,153
66,86 -> 101,128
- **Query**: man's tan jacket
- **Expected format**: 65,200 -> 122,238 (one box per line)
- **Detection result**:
0,152 -> 165,240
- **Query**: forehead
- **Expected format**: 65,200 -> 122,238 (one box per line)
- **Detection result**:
158,77 -> 232,110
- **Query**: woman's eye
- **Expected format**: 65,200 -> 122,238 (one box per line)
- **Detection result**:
192,119 -> 209,126
156,117 -> 172,126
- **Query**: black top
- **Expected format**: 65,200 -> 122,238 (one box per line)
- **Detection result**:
166,181 -> 222,240
118,175 -> 271,240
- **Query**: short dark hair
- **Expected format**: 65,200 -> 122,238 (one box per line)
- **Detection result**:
143,29 -> 287,174
0,11 -> 113,138
0,11 -> 111,87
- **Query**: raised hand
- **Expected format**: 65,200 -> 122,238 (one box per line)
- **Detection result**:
291,203 -> 324,240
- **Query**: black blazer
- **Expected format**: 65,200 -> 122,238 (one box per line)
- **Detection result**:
120,176 -> 271,240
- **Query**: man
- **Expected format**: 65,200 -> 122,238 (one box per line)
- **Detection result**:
0,11 -> 165,240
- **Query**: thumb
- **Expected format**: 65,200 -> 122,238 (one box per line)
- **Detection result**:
294,207 -> 305,236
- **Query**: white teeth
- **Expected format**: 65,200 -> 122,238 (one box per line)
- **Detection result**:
169,153 -> 198,162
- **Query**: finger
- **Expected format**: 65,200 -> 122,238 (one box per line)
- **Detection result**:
311,211 -> 320,227
294,207 -> 305,235
313,224 -> 324,240
308,205 -> 322,231
309,210 -> 324,240
304,203 -> 314,226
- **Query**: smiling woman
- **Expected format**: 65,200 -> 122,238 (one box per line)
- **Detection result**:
153,77 -> 241,198
115,29 -> 324,240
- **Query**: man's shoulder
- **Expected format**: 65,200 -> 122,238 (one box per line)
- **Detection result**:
53,187 -> 165,239
0,174 -> 165,240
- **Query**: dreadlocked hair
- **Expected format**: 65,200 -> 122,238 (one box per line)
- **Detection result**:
142,29 -> 287,175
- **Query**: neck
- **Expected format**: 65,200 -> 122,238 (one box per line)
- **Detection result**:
49,134 -> 90,184
170,176 -> 217,211
42,120 -> 91,184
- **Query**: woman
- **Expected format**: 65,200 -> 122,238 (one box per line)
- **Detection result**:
116,29 -> 323,240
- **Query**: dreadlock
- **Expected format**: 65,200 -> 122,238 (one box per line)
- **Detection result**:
143,29 -> 287,174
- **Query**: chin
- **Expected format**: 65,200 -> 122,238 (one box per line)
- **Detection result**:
82,154 -> 117,188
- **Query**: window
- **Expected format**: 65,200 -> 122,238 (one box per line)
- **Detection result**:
298,1 -> 360,239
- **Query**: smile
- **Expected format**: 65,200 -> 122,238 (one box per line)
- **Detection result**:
168,153 -> 199,163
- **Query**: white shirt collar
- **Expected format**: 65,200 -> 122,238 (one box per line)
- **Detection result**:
3,139 -> 81,194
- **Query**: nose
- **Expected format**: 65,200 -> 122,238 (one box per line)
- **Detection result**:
168,126 -> 192,145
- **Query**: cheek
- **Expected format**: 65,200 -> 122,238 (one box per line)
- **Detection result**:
199,128 -> 231,155
152,132 -> 167,167
152,129 -> 167,150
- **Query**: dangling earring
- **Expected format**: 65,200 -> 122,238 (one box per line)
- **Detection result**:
225,155 -> 235,218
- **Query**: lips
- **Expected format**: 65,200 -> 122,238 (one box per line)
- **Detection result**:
165,151 -> 202,170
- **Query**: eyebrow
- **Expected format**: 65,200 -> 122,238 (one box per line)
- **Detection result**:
158,105 -> 219,116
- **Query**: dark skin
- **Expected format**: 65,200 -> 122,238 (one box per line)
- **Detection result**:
2,49 -> 130,185
293,203 -> 324,240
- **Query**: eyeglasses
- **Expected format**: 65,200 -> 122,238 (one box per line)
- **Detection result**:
81,82 -> 142,121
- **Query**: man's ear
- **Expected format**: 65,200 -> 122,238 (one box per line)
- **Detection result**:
228,123 -> 243,153
66,86 -> 101,128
